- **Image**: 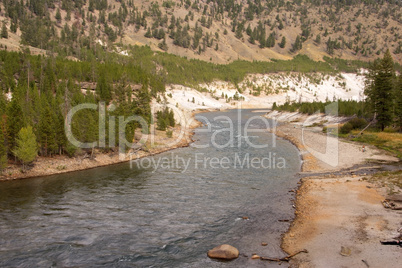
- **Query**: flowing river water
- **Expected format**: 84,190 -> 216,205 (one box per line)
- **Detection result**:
0,110 -> 301,267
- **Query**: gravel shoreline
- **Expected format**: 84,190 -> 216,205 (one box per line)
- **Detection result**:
272,122 -> 401,267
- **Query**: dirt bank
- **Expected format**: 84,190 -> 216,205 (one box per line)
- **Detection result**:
283,176 -> 401,268
271,122 -> 401,267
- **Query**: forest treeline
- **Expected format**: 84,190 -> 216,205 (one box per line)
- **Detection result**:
0,47 -> 163,172
272,100 -> 367,117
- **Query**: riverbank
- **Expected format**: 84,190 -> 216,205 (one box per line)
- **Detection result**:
0,114 -> 202,181
269,118 -> 402,267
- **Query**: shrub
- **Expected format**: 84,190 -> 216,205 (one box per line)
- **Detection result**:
349,118 -> 367,129
166,129 -> 173,138
340,122 -> 353,134
383,127 -> 397,133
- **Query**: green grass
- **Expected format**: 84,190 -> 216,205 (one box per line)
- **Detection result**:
352,131 -> 402,159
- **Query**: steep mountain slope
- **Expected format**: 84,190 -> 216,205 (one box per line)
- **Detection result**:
0,0 -> 401,63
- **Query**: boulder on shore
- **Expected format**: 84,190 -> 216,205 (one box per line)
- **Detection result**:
207,244 -> 239,260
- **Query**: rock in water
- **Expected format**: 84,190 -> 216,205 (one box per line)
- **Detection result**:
340,246 -> 351,256
207,244 -> 239,260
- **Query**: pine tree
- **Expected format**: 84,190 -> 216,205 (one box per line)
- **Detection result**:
96,74 -> 112,103
279,37 -> 286,48
246,24 -> 252,36
259,30 -> 266,48
395,75 -> 402,131
39,101 -> 57,157
158,38 -> 168,51
364,49 -> 395,131
292,35 -> 303,52
54,108 -> 67,155
235,25 -> 243,39
315,34 -> 321,44
266,32 -> 275,48
1,21 -> 8,39
6,98 -> 24,152
156,113 -> 167,131
0,117 -> 7,173
55,8 -> 62,22
144,28 -> 152,38
13,126 -> 38,172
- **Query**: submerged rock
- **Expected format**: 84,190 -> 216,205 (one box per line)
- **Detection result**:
207,244 -> 239,260
340,246 -> 351,256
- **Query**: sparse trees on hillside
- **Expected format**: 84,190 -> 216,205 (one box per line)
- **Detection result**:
0,0 -> 401,59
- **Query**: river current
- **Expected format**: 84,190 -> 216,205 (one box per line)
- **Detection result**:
0,109 -> 301,267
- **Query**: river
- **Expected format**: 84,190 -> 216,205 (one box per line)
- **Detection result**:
0,109 -> 301,267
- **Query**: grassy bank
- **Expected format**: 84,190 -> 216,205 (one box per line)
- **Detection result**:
325,126 -> 402,159
351,131 -> 402,159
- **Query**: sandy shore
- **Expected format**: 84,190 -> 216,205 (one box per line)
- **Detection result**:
272,123 -> 402,267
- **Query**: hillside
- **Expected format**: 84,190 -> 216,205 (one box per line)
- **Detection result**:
0,0 -> 401,63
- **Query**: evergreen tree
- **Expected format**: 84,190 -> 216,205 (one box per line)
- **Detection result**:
6,98 -> 24,152
258,30 -> 266,48
39,100 -> 57,157
96,74 -> 112,103
278,20 -> 284,30
156,107 -> 175,131
246,24 -> 252,36
279,36 -> 286,48
55,8 -> 62,22
144,28 -> 152,38
235,25 -> 243,39
0,117 -> 7,173
292,35 -> 303,52
266,32 -> 275,48
364,50 -> 395,131
395,75 -> 402,131
315,34 -> 321,44
13,126 -> 38,171
54,108 -> 67,155
1,21 -> 8,39
248,34 -> 255,44
158,38 -> 168,51
156,113 -> 167,131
